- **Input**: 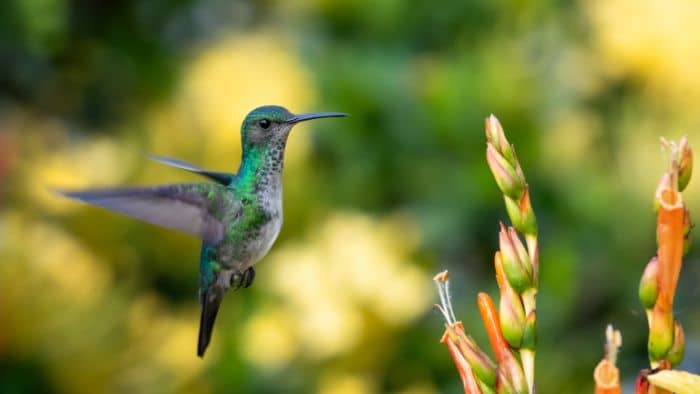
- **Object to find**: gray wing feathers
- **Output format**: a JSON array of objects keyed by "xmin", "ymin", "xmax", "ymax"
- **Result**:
[
  {"xmin": 148, "ymin": 155, "xmax": 234, "ymax": 186},
  {"xmin": 59, "ymin": 184, "xmax": 228, "ymax": 244}
]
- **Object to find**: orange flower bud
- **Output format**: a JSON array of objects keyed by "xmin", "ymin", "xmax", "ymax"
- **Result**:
[{"xmin": 477, "ymin": 292, "xmax": 509, "ymax": 364}]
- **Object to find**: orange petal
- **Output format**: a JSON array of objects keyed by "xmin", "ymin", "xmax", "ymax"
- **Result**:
[{"xmin": 445, "ymin": 334, "xmax": 482, "ymax": 394}]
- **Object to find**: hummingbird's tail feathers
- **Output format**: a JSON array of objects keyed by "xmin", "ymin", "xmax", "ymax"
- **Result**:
[
  {"xmin": 147, "ymin": 155, "xmax": 235, "ymax": 186},
  {"xmin": 57, "ymin": 184, "xmax": 227, "ymax": 244},
  {"xmin": 198, "ymin": 290, "xmax": 222, "ymax": 357}
]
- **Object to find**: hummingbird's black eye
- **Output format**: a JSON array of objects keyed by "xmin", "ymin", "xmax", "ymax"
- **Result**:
[{"xmin": 259, "ymin": 119, "xmax": 271, "ymax": 129}]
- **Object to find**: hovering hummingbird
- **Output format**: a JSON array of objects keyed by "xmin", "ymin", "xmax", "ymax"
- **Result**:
[{"xmin": 59, "ymin": 105, "xmax": 346, "ymax": 357}]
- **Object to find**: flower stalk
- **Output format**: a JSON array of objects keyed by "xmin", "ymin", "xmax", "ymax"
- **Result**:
[
  {"xmin": 642, "ymin": 136, "xmax": 693, "ymax": 369},
  {"xmin": 436, "ymin": 116, "xmax": 541, "ymax": 394},
  {"xmin": 485, "ymin": 115, "xmax": 539, "ymax": 393}
]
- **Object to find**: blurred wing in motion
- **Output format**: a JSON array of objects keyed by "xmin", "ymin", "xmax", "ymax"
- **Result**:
[
  {"xmin": 58, "ymin": 183, "xmax": 229, "ymax": 244},
  {"xmin": 148, "ymin": 154, "xmax": 235, "ymax": 186}
]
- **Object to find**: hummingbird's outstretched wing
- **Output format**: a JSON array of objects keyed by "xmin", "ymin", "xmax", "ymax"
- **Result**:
[
  {"xmin": 148, "ymin": 155, "xmax": 235, "ymax": 186},
  {"xmin": 58, "ymin": 183, "xmax": 230, "ymax": 244}
]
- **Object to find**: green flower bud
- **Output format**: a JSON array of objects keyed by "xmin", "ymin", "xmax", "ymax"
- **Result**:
[
  {"xmin": 478, "ymin": 379, "xmax": 497, "ymax": 394},
  {"xmin": 683, "ymin": 207, "xmax": 692, "ymax": 256},
  {"xmin": 487, "ymin": 144, "xmax": 525, "ymax": 200},
  {"xmin": 667, "ymin": 320, "xmax": 685, "ymax": 368},
  {"xmin": 499, "ymin": 284, "xmax": 526, "ymax": 349},
  {"xmin": 485, "ymin": 115, "xmax": 516, "ymax": 167},
  {"xmin": 648, "ymin": 308, "xmax": 674, "ymax": 361},
  {"xmin": 498, "ymin": 224, "xmax": 533, "ymax": 293},
  {"xmin": 446, "ymin": 323, "xmax": 498, "ymax": 388},
  {"xmin": 639, "ymin": 257, "xmax": 659, "ymax": 310},
  {"xmin": 504, "ymin": 188, "xmax": 537, "ymax": 237},
  {"xmin": 497, "ymin": 369, "xmax": 516, "ymax": 394},
  {"xmin": 497, "ymin": 350, "xmax": 528, "ymax": 394},
  {"xmin": 678, "ymin": 135, "xmax": 692, "ymax": 192}
]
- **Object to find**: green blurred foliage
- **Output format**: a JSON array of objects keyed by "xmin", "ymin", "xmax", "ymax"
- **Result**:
[{"xmin": 1, "ymin": 0, "xmax": 700, "ymax": 393}]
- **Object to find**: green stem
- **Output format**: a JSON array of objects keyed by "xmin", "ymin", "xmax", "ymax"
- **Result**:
[
  {"xmin": 520, "ymin": 348, "xmax": 536, "ymax": 394},
  {"xmin": 520, "ymin": 288, "xmax": 537, "ymax": 394}
]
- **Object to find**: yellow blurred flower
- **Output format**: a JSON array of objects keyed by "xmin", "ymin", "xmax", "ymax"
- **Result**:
[
  {"xmin": 241, "ymin": 307, "xmax": 300, "ymax": 368},
  {"xmin": 585, "ymin": 0, "xmax": 700, "ymax": 212},
  {"xmin": 122, "ymin": 294, "xmax": 208, "ymax": 389},
  {"xmin": 299, "ymin": 299, "xmax": 363, "ymax": 359},
  {"xmin": 25, "ymin": 134, "xmax": 137, "ymax": 213},
  {"xmin": 253, "ymin": 212, "xmax": 431, "ymax": 361},
  {"xmin": 395, "ymin": 383, "xmax": 438, "ymax": 394},
  {"xmin": 0, "ymin": 213, "xmax": 111, "ymax": 305},
  {"xmin": 154, "ymin": 316, "xmax": 205, "ymax": 377},
  {"xmin": 318, "ymin": 372, "xmax": 376, "ymax": 394},
  {"xmin": 588, "ymin": 0, "xmax": 700, "ymax": 104},
  {"xmin": 542, "ymin": 110, "xmax": 603, "ymax": 176}
]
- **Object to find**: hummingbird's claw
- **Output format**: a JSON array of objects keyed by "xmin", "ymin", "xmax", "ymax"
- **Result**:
[
  {"xmin": 229, "ymin": 267, "xmax": 256, "ymax": 290},
  {"xmin": 230, "ymin": 272, "xmax": 242, "ymax": 291},
  {"xmin": 242, "ymin": 267, "xmax": 255, "ymax": 288}
]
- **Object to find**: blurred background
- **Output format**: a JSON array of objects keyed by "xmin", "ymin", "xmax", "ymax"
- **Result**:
[{"xmin": 1, "ymin": 0, "xmax": 700, "ymax": 393}]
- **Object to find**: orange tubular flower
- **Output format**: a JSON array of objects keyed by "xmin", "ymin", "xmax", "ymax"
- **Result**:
[
  {"xmin": 594, "ymin": 360, "xmax": 621, "ymax": 394},
  {"xmin": 655, "ymin": 186, "xmax": 685, "ymax": 313},
  {"xmin": 640, "ymin": 136, "xmax": 693, "ymax": 375},
  {"xmin": 594, "ymin": 325, "xmax": 622, "ymax": 394},
  {"xmin": 646, "ymin": 166, "xmax": 686, "ymax": 363},
  {"xmin": 477, "ymin": 292, "xmax": 508, "ymax": 363}
]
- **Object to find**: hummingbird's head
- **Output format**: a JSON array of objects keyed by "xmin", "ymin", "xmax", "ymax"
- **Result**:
[{"xmin": 241, "ymin": 105, "xmax": 346, "ymax": 150}]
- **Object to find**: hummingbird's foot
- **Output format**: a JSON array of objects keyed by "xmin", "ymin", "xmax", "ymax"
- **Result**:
[
  {"xmin": 242, "ymin": 266, "xmax": 255, "ymax": 288},
  {"xmin": 229, "ymin": 267, "xmax": 256, "ymax": 290}
]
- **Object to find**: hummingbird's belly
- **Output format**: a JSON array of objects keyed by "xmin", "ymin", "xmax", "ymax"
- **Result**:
[
  {"xmin": 217, "ymin": 209, "xmax": 282, "ymax": 271},
  {"xmin": 246, "ymin": 215, "xmax": 282, "ymax": 264}
]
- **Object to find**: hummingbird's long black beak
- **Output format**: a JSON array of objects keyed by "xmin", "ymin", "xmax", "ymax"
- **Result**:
[{"xmin": 287, "ymin": 112, "xmax": 347, "ymax": 124}]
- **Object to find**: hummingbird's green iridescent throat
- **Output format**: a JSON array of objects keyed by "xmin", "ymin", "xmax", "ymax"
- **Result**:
[{"xmin": 58, "ymin": 105, "xmax": 347, "ymax": 357}]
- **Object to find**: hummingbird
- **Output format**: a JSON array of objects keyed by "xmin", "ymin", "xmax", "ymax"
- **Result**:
[{"xmin": 59, "ymin": 105, "xmax": 346, "ymax": 357}]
